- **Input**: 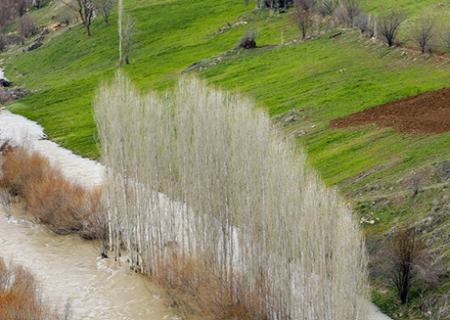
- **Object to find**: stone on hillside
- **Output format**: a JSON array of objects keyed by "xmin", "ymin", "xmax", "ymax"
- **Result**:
[
  {"xmin": 27, "ymin": 42, "xmax": 43, "ymax": 52},
  {"xmin": 0, "ymin": 79, "xmax": 12, "ymax": 87}
]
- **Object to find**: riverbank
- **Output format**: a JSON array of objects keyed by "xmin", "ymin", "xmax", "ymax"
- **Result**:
[{"xmin": 0, "ymin": 109, "xmax": 103, "ymax": 187}]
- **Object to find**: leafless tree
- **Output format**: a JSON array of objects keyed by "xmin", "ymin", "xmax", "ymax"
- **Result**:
[
  {"xmin": 404, "ymin": 169, "xmax": 426, "ymax": 197},
  {"xmin": 411, "ymin": 19, "xmax": 435, "ymax": 53},
  {"xmin": 0, "ymin": 0, "xmax": 14, "ymax": 28},
  {"xmin": 236, "ymin": 30, "xmax": 257, "ymax": 49},
  {"xmin": 355, "ymin": 12, "xmax": 376, "ymax": 38},
  {"xmin": 94, "ymin": 0, "xmax": 114, "ymax": 24},
  {"xmin": 293, "ymin": 8, "xmax": 312, "ymax": 39},
  {"xmin": 61, "ymin": 0, "xmax": 94, "ymax": 37},
  {"xmin": 295, "ymin": 0, "xmax": 315, "ymax": 11},
  {"xmin": 123, "ymin": 14, "xmax": 137, "ymax": 65},
  {"xmin": 266, "ymin": 0, "xmax": 277, "ymax": 16},
  {"xmin": 378, "ymin": 9, "xmax": 406, "ymax": 46},
  {"xmin": 118, "ymin": 0, "xmax": 122, "ymax": 62},
  {"xmin": 315, "ymin": 0, "xmax": 338, "ymax": 16},
  {"xmin": 376, "ymin": 223, "xmax": 443, "ymax": 304},
  {"xmin": 0, "ymin": 188, "xmax": 11, "ymax": 218},
  {"xmin": 60, "ymin": 12, "xmax": 73, "ymax": 25},
  {"xmin": 0, "ymin": 140, "xmax": 12, "ymax": 217},
  {"xmin": 254, "ymin": 0, "xmax": 264, "ymax": 10},
  {"xmin": 15, "ymin": 0, "xmax": 31, "ymax": 17},
  {"xmin": 340, "ymin": 0, "xmax": 361, "ymax": 26},
  {"xmin": 293, "ymin": 0, "xmax": 315, "ymax": 39},
  {"xmin": 18, "ymin": 15, "xmax": 38, "ymax": 45},
  {"xmin": 440, "ymin": 26, "xmax": 450, "ymax": 53}
]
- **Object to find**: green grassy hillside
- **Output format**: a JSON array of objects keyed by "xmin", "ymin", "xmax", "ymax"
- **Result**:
[{"xmin": 2, "ymin": 0, "xmax": 450, "ymax": 317}]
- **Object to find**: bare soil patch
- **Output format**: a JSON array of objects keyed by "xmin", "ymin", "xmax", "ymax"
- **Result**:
[{"xmin": 330, "ymin": 87, "xmax": 450, "ymax": 134}]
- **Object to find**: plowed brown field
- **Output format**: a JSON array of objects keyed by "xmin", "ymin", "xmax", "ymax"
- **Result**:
[{"xmin": 330, "ymin": 87, "xmax": 450, "ymax": 134}]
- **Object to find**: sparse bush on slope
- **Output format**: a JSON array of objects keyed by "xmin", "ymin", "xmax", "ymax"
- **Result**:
[{"xmin": 95, "ymin": 73, "xmax": 369, "ymax": 320}]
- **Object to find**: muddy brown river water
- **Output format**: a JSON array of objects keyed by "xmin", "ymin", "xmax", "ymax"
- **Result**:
[{"xmin": 0, "ymin": 206, "xmax": 175, "ymax": 320}]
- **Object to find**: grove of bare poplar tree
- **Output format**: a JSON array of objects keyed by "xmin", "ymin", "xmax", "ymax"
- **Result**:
[{"xmin": 94, "ymin": 73, "xmax": 369, "ymax": 320}]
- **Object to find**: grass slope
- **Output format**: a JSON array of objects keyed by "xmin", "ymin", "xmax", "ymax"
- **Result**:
[{"xmin": 4, "ymin": 0, "xmax": 253, "ymax": 156}]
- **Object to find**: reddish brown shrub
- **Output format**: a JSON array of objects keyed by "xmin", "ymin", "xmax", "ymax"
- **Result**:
[
  {"xmin": 79, "ymin": 187, "xmax": 108, "ymax": 240},
  {"xmin": 0, "ymin": 257, "xmax": 68, "ymax": 320},
  {"xmin": 23, "ymin": 174, "xmax": 85, "ymax": 234},
  {"xmin": 152, "ymin": 254, "xmax": 267, "ymax": 320},
  {"xmin": 0, "ymin": 146, "xmax": 107, "ymax": 239},
  {"xmin": 0, "ymin": 148, "xmax": 55, "ymax": 196}
]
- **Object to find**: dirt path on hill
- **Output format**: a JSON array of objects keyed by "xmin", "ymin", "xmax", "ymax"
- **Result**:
[{"xmin": 330, "ymin": 87, "xmax": 450, "ymax": 135}]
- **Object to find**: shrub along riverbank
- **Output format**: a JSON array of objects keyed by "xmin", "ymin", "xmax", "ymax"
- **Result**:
[
  {"xmin": 0, "ymin": 141, "xmax": 108, "ymax": 251},
  {"xmin": 0, "ymin": 256, "xmax": 70, "ymax": 320}
]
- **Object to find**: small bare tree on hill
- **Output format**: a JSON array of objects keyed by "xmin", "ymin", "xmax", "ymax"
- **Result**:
[
  {"xmin": 237, "ymin": 30, "xmax": 257, "ymax": 49},
  {"xmin": 295, "ymin": 0, "xmax": 315, "ymax": 11},
  {"xmin": 404, "ymin": 169, "xmax": 426, "ymax": 197},
  {"xmin": 355, "ymin": 12, "xmax": 376, "ymax": 38},
  {"xmin": 378, "ymin": 9, "xmax": 406, "ymax": 46},
  {"xmin": 15, "ymin": 0, "xmax": 31, "ymax": 17},
  {"xmin": 340, "ymin": 0, "xmax": 361, "ymax": 26},
  {"xmin": 293, "ymin": 8, "xmax": 312, "ymax": 39},
  {"xmin": 293, "ymin": 0, "xmax": 315, "ymax": 39},
  {"xmin": 94, "ymin": 0, "xmax": 114, "ymax": 24},
  {"xmin": 122, "ymin": 14, "xmax": 137, "ymax": 65},
  {"xmin": 411, "ymin": 19, "xmax": 435, "ymax": 53},
  {"xmin": 18, "ymin": 15, "xmax": 38, "ymax": 45},
  {"xmin": 61, "ymin": 0, "xmax": 94, "ymax": 37},
  {"xmin": 315, "ymin": 0, "xmax": 338, "ymax": 16},
  {"xmin": 376, "ymin": 223, "xmax": 443, "ymax": 304},
  {"xmin": 0, "ymin": 0, "xmax": 14, "ymax": 28},
  {"xmin": 440, "ymin": 26, "xmax": 450, "ymax": 53}
]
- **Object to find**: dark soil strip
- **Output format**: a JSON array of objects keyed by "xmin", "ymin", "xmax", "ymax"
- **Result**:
[{"xmin": 330, "ymin": 87, "xmax": 450, "ymax": 134}]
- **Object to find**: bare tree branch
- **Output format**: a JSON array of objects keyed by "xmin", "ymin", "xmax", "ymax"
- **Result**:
[
  {"xmin": 355, "ymin": 12, "xmax": 376, "ymax": 38},
  {"xmin": 378, "ymin": 9, "xmax": 406, "ymax": 47},
  {"xmin": 372, "ymin": 223, "xmax": 444, "ymax": 304},
  {"xmin": 61, "ymin": 0, "xmax": 94, "ymax": 37},
  {"xmin": 411, "ymin": 18, "xmax": 435, "ymax": 54},
  {"xmin": 123, "ymin": 14, "xmax": 137, "ymax": 65},
  {"xmin": 94, "ymin": 0, "xmax": 114, "ymax": 24},
  {"xmin": 340, "ymin": 0, "xmax": 361, "ymax": 26}
]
